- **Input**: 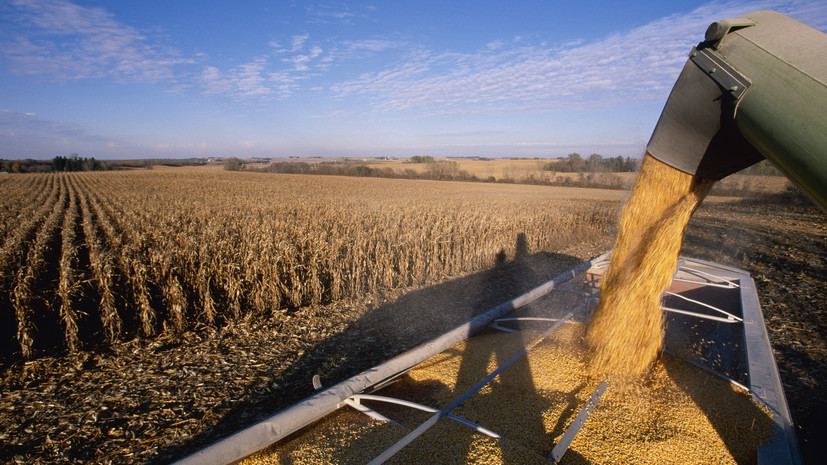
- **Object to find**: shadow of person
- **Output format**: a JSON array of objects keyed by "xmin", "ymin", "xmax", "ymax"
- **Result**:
[
  {"xmin": 449, "ymin": 233, "xmax": 556, "ymax": 460},
  {"xmin": 159, "ymin": 234, "xmax": 584, "ymax": 464},
  {"xmin": 515, "ymin": 231, "xmax": 529, "ymax": 260}
]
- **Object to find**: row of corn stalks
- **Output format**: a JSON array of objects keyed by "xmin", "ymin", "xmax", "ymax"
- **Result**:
[{"xmin": 0, "ymin": 170, "xmax": 617, "ymax": 358}]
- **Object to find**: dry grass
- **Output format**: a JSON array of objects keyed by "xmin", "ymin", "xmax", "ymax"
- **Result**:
[{"xmin": 363, "ymin": 158, "xmax": 552, "ymax": 179}]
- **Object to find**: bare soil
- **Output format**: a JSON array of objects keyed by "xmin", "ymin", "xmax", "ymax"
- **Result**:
[
  {"xmin": 0, "ymin": 201, "xmax": 823, "ymax": 465},
  {"xmin": 681, "ymin": 201, "xmax": 826, "ymax": 465}
]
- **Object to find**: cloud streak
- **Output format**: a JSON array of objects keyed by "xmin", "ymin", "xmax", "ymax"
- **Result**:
[
  {"xmin": 331, "ymin": 0, "xmax": 827, "ymax": 115},
  {"xmin": 0, "ymin": 0, "xmax": 409, "ymax": 99},
  {"xmin": 200, "ymin": 61, "xmax": 277, "ymax": 98},
  {"xmin": 0, "ymin": 108, "xmax": 87, "ymax": 138},
  {"xmin": 1, "ymin": 0, "xmax": 824, "ymax": 111},
  {"xmin": 0, "ymin": 0, "xmax": 189, "ymax": 82},
  {"xmin": 305, "ymin": 2, "xmax": 376, "ymax": 25}
]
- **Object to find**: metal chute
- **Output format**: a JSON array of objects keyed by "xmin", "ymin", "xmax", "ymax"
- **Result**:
[{"xmin": 647, "ymin": 10, "xmax": 827, "ymax": 210}]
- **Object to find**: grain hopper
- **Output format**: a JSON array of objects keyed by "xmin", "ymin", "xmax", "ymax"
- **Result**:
[{"xmin": 173, "ymin": 10, "xmax": 822, "ymax": 464}]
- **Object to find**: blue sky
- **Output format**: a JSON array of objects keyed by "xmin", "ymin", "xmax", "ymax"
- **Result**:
[{"xmin": 1, "ymin": 0, "xmax": 826, "ymax": 160}]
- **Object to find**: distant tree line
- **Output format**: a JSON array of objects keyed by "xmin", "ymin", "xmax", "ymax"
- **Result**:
[
  {"xmin": 545, "ymin": 153, "xmax": 639, "ymax": 173},
  {"xmin": 545, "ymin": 153, "xmax": 783, "ymax": 176},
  {"xmin": 256, "ymin": 158, "xmax": 475, "ymax": 181},
  {"xmin": 1, "ymin": 154, "xmax": 111, "ymax": 173},
  {"xmin": 52, "ymin": 154, "xmax": 107, "ymax": 171},
  {"xmin": 254, "ymin": 157, "xmax": 639, "ymax": 189},
  {"xmin": 737, "ymin": 159, "xmax": 783, "ymax": 176},
  {"xmin": 0, "ymin": 159, "xmax": 52, "ymax": 173}
]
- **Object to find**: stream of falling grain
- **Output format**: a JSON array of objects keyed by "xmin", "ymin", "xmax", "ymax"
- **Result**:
[{"xmin": 586, "ymin": 154, "xmax": 715, "ymax": 378}]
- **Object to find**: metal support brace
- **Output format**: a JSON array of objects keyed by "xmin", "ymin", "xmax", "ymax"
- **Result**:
[
  {"xmin": 662, "ymin": 260, "xmax": 744, "ymax": 323},
  {"xmin": 366, "ymin": 293, "xmax": 598, "ymax": 465},
  {"xmin": 676, "ymin": 260, "xmax": 741, "ymax": 289},
  {"xmin": 663, "ymin": 290, "xmax": 744, "ymax": 322},
  {"xmin": 549, "ymin": 380, "xmax": 609, "ymax": 463},
  {"xmin": 343, "ymin": 398, "xmax": 400, "ymax": 425},
  {"xmin": 662, "ymin": 306, "xmax": 742, "ymax": 324},
  {"xmin": 350, "ymin": 394, "xmax": 502, "ymax": 439}
]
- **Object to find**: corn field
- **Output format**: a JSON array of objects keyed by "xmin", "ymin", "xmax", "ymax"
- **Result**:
[{"xmin": 0, "ymin": 170, "xmax": 617, "ymax": 359}]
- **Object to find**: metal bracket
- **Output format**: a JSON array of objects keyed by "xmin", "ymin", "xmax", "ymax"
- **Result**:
[
  {"xmin": 704, "ymin": 18, "xmax": 756, "ymax": 49},
  {"xmin": 350, "ymin": 394, "xmax": 502, "ymax": 439},
  {"xmin": 549, "ymin": 380, "xmax": 610, "ymax": 463},
  {"xmin": 689, "ymin": 47, "xmax": 751, "ymax": 100}
]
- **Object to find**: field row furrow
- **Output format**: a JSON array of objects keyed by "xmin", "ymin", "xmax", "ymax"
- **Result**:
[
  {"xmin": 80, "ymin": 174, "xmax": 157, "ymax": 337},
  {"xmin": 0, "ymin": 173, "xmax": 57, "ymax": 252},
  {"xmin": 1, "ymin": 175, "xmax": 65, "ymax": 354},
  {"xmin": 75, "ymin": 175, "xmax": 122, "ymax": 346},
  {"xmin": 0, "ymin": 174, "xmax": 42, "ymax": 240},
  {"xmin": 11, "ymin": 174, "xmax": 69, "ymax": 357},
  {"xmin": 56, "ymin": 180, "xmax": 82, "ymax": 352}
]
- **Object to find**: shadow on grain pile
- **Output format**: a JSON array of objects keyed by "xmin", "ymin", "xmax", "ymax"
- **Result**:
[{"xmin": 163, "ymin": 235, "xmax": 582, "ymax": 463}]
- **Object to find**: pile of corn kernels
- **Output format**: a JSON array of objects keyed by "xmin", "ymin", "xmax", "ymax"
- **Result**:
[{"xmin": 244, "ymin": 323, "xmax": 773, "ymax": 464}]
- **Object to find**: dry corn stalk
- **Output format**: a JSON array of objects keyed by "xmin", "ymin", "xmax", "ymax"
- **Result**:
[
  {"xmin": 57, "ymin": 177, "xmax": 82, "ymax": 352},
  {"xmin": 2, "ymin": 170, "xmax": 616, "ymax": 356},
  {"xmin": 12, "ymin": 174, "xmax": 68, "ymax": 357},
  {"xmin": 77, "ymin": 182, "xmax": 122, "ymax": 344}
]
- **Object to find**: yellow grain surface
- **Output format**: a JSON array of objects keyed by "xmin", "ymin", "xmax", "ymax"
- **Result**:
[{"xmin": 242, "ymin": 323, "xmax": 773, "ymax": 465}]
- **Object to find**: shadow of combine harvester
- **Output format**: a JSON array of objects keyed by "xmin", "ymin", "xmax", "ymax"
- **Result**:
[
  {"xmin": 165, "ymin": 235, "xmax": 585, "ymax": 463},
  {"xmin": 169, "ymin": 245, "xmax": 800, "ymax": 464}
]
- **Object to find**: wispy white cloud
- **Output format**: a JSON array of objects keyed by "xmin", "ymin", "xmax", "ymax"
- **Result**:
[
  {"xmin": 198, "ymin": 59, "xmax": 276, "ymax": 98},
  {"xmin": 1, "ymin": 108, "xmax": 87, "ymax": 138},
  {"xmin": 199, "ymin": 33, "xmax": 335, "ymax": 98},
  {"xmin": 0, "ymin": 0, "xmax": 399, "ymax": 100},
  {"xmin": 206, "ymin": 34, "xmax": 405, "ymax": 98},
  {"xmin": 290, "ymin": 33, "xmax": 310, "ymax": 51},
  {"xmin": 282, "ymin": 45, "xmax": 324, "ymax": 72},
  {"xmin": 331, "ymin": 0, "xmax": 827, "ymax": 115},
  {"xmin": 0, "ymin": 0, "xmax": 189, "ymax": 82},
  {"xmin": 236, "ymin": 61, "xmax": 271, "ymax": 96},
  {"xmin": 198, "ymin": 66, "xmax": 233, "ymax": 95},
  {"xmin": 305, "ymin": 2, "xmax": 376, "ymax": 25},
  {"xmin": 345, "ymin": 39, "xmax": 403, "ymax": 53},
  {"xmin": 319, "ymin": 38, "xmax": 407, "ymax": 67},
  {"xmin": 2, "ymin": 0, "xmax": 824, "ymax": 112}
]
